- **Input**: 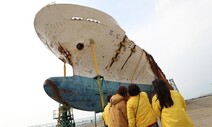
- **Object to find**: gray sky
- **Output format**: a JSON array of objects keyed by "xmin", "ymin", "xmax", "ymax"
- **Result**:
[{"xmin": 0, "ymin": 0, "xmax": 211, "ymax": 126}]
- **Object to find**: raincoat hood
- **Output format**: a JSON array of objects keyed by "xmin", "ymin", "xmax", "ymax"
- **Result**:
[{"xmin": 110, "ymin": 94, "xmax": 124, "ymax": 106}]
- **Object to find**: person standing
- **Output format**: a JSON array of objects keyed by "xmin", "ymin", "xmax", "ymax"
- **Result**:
[
  {"xmin": 151, "ymin": 79, "xmax": 194, "ymax": 127},
  {"xmin": 109, "ymin": 86, "xmax": 128, "ymax": 127},
  {"xmin": 127, "ymin": 84, "xmax": 158, "ymax": 127},
  {"xmin": 102, "ymin": 95, "xmax": 112, "ymax": 127}
]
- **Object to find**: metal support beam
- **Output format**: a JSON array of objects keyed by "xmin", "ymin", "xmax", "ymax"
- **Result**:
[{"xmin": 54, "ymin": 104, "xmax": 75, "ymax": 127}]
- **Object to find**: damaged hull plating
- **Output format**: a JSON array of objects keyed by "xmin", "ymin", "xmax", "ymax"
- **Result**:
[
  {"xmin": 34, "ymin": 4, "xmax": 171, "ymax": 112},
  {"xmin": 44, "ymin": 76, "xmax": 153, "ymax": 112}
]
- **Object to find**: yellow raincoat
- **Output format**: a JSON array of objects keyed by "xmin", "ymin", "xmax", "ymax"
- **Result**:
[
  {"xmin": 102, "ymin": 103, "xmax": 110, "ymax": 126},
  {"xmin": 152, "ymin": 90, "xmax": 194, "ymax": 127},
  {"xmin": 127, "ymin": 92, "xmax": 157, "ymax": 127}
]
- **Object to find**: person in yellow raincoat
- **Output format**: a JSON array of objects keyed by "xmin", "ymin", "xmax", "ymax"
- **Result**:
[
  {"xmin": 151, "ymin": 79, "xmax": 194, "ymax": 127},
  {"xmin": 127, "ymin": 84, "xmax": 158, "ymax": 127},
  {"xmin": 109, "ymin": 86, "xmax": 128, "ymax": 127},
  {"xmin": 102, "ymin": 95, "xmax": 112, "ymax": 127}
]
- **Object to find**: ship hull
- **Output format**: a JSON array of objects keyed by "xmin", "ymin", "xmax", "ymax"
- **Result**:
[
  {"xmin": 34, "ymin": 4, "xmax": 171, "ymax": 112},
  {"xmin": 44, "ymin": 75, "xmax": 153, "ymax": 112}
]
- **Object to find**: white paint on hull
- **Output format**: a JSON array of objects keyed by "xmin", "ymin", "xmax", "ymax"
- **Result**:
[{"xmin": 34, "ymin": 4, "xmax": 165, "ymax": 85}]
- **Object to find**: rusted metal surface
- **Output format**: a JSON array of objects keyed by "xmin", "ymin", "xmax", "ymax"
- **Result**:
[
  {"xmin": 145, "ymin": 50, "xmax": 173, "ymax": 89},
  {"xmin": 44, "ymin": 79, "xmax": 65, "ymax": 104},
  {"xmin": 121, "ymin": 44, "xmax": 136, "ymax": 70},
  {"xmin": 58, "ymin": 42, "xmax": 73, "ymax": 66},
  {"xmin": 43, "ymin": 75, "xmax": 154, "ymax": 112},
  {"xmin": 106, "ymin": 35, "xmax": 127, "ymax": 68},
  {"xmin": 34, "ymin": 4, "xmax": 174, "ymax": 112},
  {"xmin": 34, "ymin": 4, "xmax": 164, "ymax": 84}
]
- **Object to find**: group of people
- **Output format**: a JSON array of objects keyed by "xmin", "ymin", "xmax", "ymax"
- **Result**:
[{"xmin": 101, "ymin": 79, "xmax": 194, "ymax": 127}]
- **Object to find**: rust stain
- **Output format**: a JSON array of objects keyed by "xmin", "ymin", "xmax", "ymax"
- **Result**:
[
  {"xmin": 45, "ymin": 79, "xmax": 75, "ymax": 105},
  {"xmin": 135, "ymin": 58, "xmax": 148, "ymax": 80},
  {"xmin": 121, "ymin": 44, "xmax": 136, "ymax": 70},
  {"xmin": 106, "ymin": 35, "xmax": 127, "ymax": 69},
  {"xmin": 144, "ymin": 50, "xmax": 173, "ymax": 90},
  {"xmin": 45, "ymin": 79, "xmax": 65, "ymax": 104},
  {"xmin": 58, "ymin": 42, "xmax": 73, "ymax": 66},
  {"xmin": 131, "ymin": 50, "xmax": 144, "ymax": 81}
]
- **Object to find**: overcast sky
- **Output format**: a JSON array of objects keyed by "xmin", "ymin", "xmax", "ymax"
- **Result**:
[{"xmin": 0, "ymin": 0, "xmax": 211, "ymax": 126}]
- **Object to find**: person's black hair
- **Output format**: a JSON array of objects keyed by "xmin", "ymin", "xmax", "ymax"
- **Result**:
[
  {"xmin": 128, "ymin": 84, "xmax": 140, "ymax": 96},
  {"xmin": 107, "ymin": 95, "xmax": 112, "ymax": 102},
  {"xmin": 152, "ymin": 79, "xmax": 174, "ymax": 111},
  {"xmin": 117, "ymin": 86, "xmax": 128, "ymax": 97}
]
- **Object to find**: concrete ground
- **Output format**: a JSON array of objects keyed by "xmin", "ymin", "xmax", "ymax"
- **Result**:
[{"xmin": 186, "ymin": 95, "xmax": 212, "ymax": 127}]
